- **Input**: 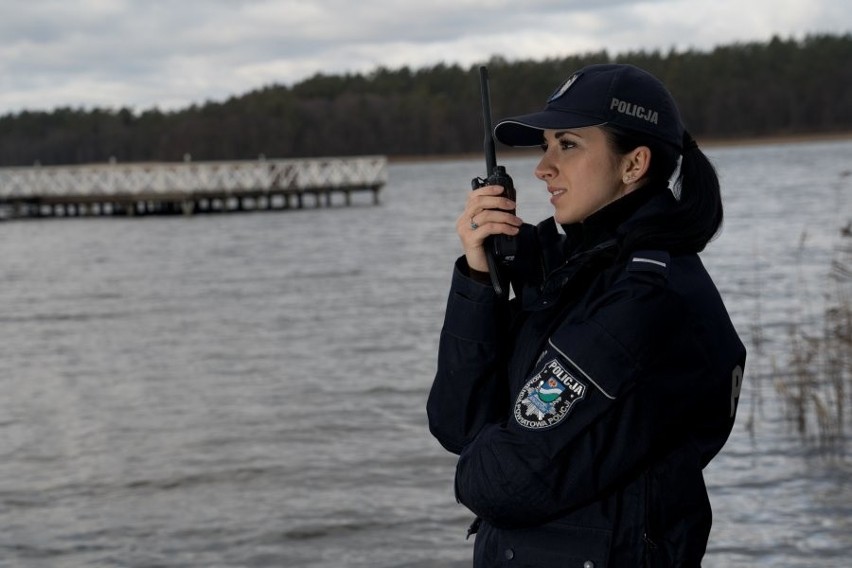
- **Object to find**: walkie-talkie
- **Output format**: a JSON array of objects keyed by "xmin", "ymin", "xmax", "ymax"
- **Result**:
[{"xmin": 470, "ymin": 66, "xmax": 517, "ymax": 297}]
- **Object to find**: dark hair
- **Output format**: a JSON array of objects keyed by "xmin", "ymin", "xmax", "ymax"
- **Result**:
[{"xmin": 601, "ymin": 125, "xmax": 723, "ymax": 254}]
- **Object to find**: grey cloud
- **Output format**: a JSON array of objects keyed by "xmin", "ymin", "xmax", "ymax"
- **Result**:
[{"xmin": 0, "ymin": 0, "xmax": 848, "ymax": 113}]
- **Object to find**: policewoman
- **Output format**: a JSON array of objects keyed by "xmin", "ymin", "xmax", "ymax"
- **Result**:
[{"xmin": 427, "ymin": 64, "xmax": 746, "ymax": 567}]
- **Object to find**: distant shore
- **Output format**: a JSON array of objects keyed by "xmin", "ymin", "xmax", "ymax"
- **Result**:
[
  {"xmin": 698, "ymin": 130, "xmax": 852, "ymax": 148},
  {"xmin": 389, "ymin": 130, "xmax": 852, "ymax": 164}
]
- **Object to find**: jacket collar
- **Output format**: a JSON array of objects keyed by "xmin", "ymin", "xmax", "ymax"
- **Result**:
[
  {"xmin": 522, "ymin": 183, "xmax": 673, "ymax": 310},
  {"xmin": 561, "ymin": 182, "xmax": 665, "ymax": 258}
]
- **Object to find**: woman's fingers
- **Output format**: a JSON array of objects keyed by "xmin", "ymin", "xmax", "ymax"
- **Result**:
[
  {"xmin": 456, "ymin": 185, "xmax": 522, "ymax": 274},
  {"xmin": 463, "ymin": 185, "xmax": 519, "ymax": 233},
  {"xmin": 466, "ymin": 209, "xmax": 523, "ymax": 235},
  {"xmin": 467, "ymin": 184, "xmax": 516, "ymax": 217},
  {"xmin": 456, "ymin": 185, "xmax": 522, "ymax": 244}
]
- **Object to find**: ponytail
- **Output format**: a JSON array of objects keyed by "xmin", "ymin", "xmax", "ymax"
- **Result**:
[
  {"xmin": 602, "ymin": 126, "xmax": 724, "ymax": 254},
  {"xmin": 670, "ymin": 131, "xmax": 723, "ymax": 252}
]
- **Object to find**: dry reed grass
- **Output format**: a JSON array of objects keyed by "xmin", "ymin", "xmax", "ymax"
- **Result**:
[{"xmin": 774, "ymin": 222, "xmax": 851, "ymax": 453}]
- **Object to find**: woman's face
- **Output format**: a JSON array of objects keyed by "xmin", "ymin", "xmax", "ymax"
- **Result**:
[{"xmin": 535, "ymin": 126, "xmax": 631, "ymax": 225}]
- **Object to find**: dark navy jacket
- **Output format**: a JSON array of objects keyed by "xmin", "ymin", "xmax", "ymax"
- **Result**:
[{"xmin": 427, "ymin": 186, "xmax": 746, "ymax": 567}]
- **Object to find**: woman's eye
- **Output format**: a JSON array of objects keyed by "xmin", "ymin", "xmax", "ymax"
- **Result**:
[{"xmin": 541, "ymin": 139, "xmax": 575, "ymax": 152}]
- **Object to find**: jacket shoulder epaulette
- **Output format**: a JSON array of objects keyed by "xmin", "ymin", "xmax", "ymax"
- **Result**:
[{"xmin": 626, "ymin": 249, "xmax": 670, "ymax": 279}]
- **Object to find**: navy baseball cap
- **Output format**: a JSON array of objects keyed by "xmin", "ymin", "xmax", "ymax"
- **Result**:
[{"xmin": 494, "ymin": 64, "xmax": 685, "ymax": 149}]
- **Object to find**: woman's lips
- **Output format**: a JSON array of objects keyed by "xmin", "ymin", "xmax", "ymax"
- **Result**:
[{"xmin": 548, "ymin": 186, "xmax": 566, "ymax": 205}]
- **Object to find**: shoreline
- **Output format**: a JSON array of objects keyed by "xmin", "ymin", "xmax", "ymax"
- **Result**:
[
  {"xmin": 698, "ymin": 130, "xmax": 852, "ymax": 148},
  {"xmin": 389, "ymin": 130, "xmax": 852, "ymax": 164}
]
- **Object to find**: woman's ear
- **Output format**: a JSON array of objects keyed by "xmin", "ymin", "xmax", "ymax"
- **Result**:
[{"xmin": 621, "ymin": 146, "xmax": 651, "ymax": 186}]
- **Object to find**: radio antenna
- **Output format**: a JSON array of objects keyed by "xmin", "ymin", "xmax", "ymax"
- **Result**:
[{"xmin": 478, "ymin": 66, "xmax": 497, "ymax": 176}]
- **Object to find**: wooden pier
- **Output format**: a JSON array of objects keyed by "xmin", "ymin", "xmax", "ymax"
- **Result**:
[{"xmin": 0, "ymin": 155, "xmax": 387, "ymax": 219}]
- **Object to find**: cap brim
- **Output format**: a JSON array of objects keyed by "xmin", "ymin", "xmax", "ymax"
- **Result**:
[{"xmin": 494, "ymin": 110, "xmax": 603, "ymax": 147}]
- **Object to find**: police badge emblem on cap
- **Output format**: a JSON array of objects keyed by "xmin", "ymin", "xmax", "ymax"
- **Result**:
[{"xmin": 548, "ymin": 71, "xmax": 582, "ymax": 103}]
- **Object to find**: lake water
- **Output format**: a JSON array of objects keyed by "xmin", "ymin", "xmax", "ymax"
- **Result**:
[{"xmin": 0, "ymin": 139, "xmax": 850, "ymax": 567}]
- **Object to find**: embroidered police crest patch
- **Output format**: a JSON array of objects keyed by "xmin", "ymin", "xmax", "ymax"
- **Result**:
[{"xmin": 514, "ymin": 359, "xmax": 587, "ymax": 429}]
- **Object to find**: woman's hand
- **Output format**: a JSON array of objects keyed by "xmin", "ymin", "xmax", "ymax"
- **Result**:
[{"xmin": 457, "ymin": 184, "xmax": 522, "ymax": 273}]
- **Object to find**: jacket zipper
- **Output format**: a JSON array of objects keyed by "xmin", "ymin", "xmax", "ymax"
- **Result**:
[{"xmin": 643, "ymin": 471, "xmax": 658, "ymax": 566}]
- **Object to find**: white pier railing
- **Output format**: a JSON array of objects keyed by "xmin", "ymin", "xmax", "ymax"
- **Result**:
[{"xmin": 0, "ymin": 155, "xmax": 387, "ymax": 218}]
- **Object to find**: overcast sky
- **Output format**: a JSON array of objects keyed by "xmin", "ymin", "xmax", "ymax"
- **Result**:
[{"xmin": 1, "ymin": 0, "xmax": 849, "ymax": 115}]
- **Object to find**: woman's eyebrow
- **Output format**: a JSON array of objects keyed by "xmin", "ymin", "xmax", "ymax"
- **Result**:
[{"xmin": 553, "ymin": 130, "xmax": 582, "ymax": 139}]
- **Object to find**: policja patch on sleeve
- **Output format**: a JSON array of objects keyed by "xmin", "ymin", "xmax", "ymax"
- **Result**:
[{"xmin": 514, "ymin": 358, "xmax": 587, "ymax": 429}]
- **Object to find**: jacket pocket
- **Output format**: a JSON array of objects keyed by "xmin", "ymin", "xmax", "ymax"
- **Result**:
[{"xmin": 497, "ymin": 523, "xmax": 612, "ymax": 568}]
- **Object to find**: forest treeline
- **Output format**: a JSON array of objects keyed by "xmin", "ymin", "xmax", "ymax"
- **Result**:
[{"xmin": 1, "ymin": 33, "xmax": 850, "ymax": 166}]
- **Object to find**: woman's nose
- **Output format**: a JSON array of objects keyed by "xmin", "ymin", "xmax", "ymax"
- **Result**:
[{"xmin": 535, "ymin": 155, "xmax": 555, "ymax": 181}]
